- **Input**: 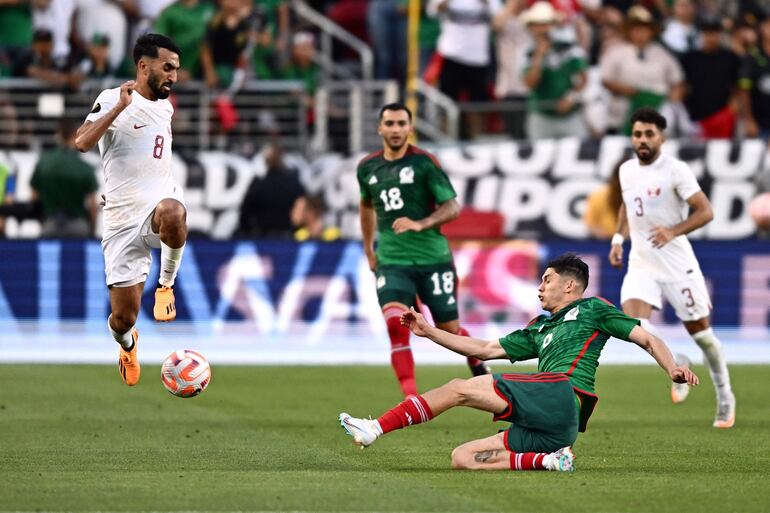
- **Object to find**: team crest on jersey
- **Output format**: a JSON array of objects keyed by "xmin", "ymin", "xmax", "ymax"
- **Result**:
[
  {"xmin": 564, "ymin": 306, "xmax": 579, "ymax": 321},
  {"xmin": 542, "ymin": 333, "xmax": 554, "ymax": 348},
  {"xmin": 647, "ymin": 187, "xmax": 661, "ymax": 197},
  {"xmin": 368, "ymin": 175, "xmax": 378, "ymax": 185},
  {"xmin": 399, "ymin": 167, "xmax": 414, "ymax": 184},
  {"xmin": 376, "ymin": 275, "xmax": 386, "ymax": 288}
]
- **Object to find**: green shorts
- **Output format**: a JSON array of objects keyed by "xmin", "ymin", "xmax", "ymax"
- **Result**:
[
  {"xmin": 375, "ymin": 263, "xmax": 458, "ymax": 323},
  {"xmin": 492, "ymin": 372, "xmax": 579, "ymax": 453}
]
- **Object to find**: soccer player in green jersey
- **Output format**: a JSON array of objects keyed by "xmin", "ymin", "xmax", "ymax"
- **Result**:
[
  {"xmin": 339, "ymin": 254, "xmax": 699, "ymax": 471},
  {"xmin": 358, "ymin": 102, "xmax": 489, "ymax": 399}
]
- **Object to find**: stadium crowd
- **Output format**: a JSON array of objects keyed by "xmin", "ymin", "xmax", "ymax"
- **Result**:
[
  {"xmin": 1, "ymin": 0, "xmax": 770, "ymax": 140},
  {"xmin": 2, "ymin": 0, "xmax": 770, "ymax": 238}
]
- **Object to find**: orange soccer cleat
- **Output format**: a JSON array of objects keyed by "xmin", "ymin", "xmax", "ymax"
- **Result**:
[
  {"xmin": 154, "ymin": 286, "xmax": 176, "ymax": 322},
  {"xmin": 118, "ymin": 327, "xmax": 140, "ymax": 386}
]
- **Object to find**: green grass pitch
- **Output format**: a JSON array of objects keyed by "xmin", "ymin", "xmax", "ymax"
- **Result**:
[{"xmin": 1, "ymin": 363, "xmax": 768, "ymax": 513}]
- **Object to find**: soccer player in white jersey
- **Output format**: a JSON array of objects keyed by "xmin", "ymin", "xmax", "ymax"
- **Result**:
[
  {"xmin": 608, "ymin": 107, "xmax": 735, "ymax": 428},
  {"xmin": 75, "ymin": 34, "xmax": 187, "ymax": 386}
]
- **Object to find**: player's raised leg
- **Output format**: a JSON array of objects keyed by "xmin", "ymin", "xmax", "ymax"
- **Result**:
[
  {"xmin": 151, "ymin": 198, "xmax": 187, "ymax": 322},
  {"xmin": 108, "ymin": 283, "xmax": 144, "ymax": 385},
  {"xmin": 684, "ymin": 318, "xmax": 735, "ymax": 428},
  {"xmin": 340, "ymin": 374, "xmax": 504, "ymax": 448}
]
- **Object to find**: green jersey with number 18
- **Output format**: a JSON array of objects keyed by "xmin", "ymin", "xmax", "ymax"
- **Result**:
[{"xmin": 357, "ymin": 145, "xmax": 456, "ymax": 266}]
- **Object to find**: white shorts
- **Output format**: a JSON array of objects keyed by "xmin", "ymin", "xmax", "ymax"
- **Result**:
[
  {"xmin": 620, "ymin": 266, "xmax": 712, "ymax": 322},
  {"xmin": 102, "ymin": 211, "xmax": 161, "ymax": 287}
]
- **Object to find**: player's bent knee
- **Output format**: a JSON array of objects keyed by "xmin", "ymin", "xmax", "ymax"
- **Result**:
[
  {"xmin": 111, "ymin": 310, "xmax": 138, "ymax": 331},
  {"xmin": 156, "ymin": 199, "xmax": 187, "ymax": 226},
  {"xmin": 450, "ymin": 446, "xmax": 471, "ymax": 470}
]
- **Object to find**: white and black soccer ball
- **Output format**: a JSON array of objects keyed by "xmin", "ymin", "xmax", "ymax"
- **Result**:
[{"xmin": 161, "ymin": 349, "xmax": 211, "ymax": 398}]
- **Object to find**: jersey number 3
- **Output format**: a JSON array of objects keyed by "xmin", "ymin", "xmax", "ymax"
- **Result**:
[
  {"xmin": 380, "ymin": 187, "xmax": 404, "ymax": 211},
  {"xmin": 153, "ymin": 135, "xmax": 165, "ymax": 159},
  {"xmin": 633, "ymin": 197, "xmax": 644, "ymax": 216}
]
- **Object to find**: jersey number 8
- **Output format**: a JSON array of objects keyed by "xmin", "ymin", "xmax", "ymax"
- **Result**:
[
  {"xmin": 380, "ymin": 187, "xmax": 404, "ymax": 211},
  {"xmin": 153, "ymin": 135, "xmax": 165, "ymax": 159}
]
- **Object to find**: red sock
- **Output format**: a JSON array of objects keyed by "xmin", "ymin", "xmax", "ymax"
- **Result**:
[
  {"xmin": 384, "ymin": 306, "xmax": 417, "ymax": 397},
  {"xmin": 509, "ymin": 452, "xmax": 548, "ymax": 471},
  {"xmin": 377, "ymin": 394, "xmax": 434, "ymax": 434},
  {"xmin": 457, "ymin": 326, "xmax": 484, "ymax": 368}
]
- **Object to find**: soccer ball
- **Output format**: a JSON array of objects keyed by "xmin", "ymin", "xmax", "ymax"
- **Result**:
[{"xmin": 161, "ymin": 349, "xmax": 211, "ymax": 398}]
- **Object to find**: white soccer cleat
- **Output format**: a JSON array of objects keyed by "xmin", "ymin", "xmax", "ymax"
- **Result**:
[
  {"xmin": 543, "ymin": 446, "xmax": 575, "ymax": 472},
  {"xmin": 713, "ymin": 392, "xmax": 736, "ymax": 429},
  {"xmin": 339, "ymin": 412, "xmax": 380, "ymax": 448},
  {"xmin": 671, "ymin": 353, "xmax": 692, "ymax": 404}
]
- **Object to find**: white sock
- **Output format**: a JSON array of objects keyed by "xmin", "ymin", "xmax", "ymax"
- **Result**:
[
  {"xmin": 639, "ymin": 318, "xmax": 662, "ymax": 339},
  {"xmin": 692, "ymin": 328, "xmax": 733, "ymax": 399},
  {"xmin": 159, "ymin": 241, "xmax": 185, "ymax": 287},
  {"xmin": 373, "ymin": 419, "xmax": 383, "ymax": 435},
  {"xmin": 108, "ymin": 315, "xmax": 134, "ymax": 350}
]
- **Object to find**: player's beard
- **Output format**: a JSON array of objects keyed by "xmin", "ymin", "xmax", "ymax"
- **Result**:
[
  {"xmin": 634, "ymin": 144, "xmax": 659, "ymax": 164},
  {"xmin": 148, "ymin": 71, "xmax": 172, "ymax": 100},
  {"xmin": 385, "ymin": 135, "xmax": 407, "ymax": 153}
]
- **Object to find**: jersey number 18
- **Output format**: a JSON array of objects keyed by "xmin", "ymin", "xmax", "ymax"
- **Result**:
[{"xmin": 380, "ymin": 187, "xmax": 403, "ymax": 211}]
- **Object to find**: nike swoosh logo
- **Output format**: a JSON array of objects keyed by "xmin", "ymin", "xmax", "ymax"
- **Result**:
[{"xmin": 133, "ymin": 124, "xmax": 147, "ymax": 129}]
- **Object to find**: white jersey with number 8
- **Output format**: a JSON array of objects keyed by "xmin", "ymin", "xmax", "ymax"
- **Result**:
[
  {"xmin": 619, "ymin": 154, "xmax": 702, "ymax": 282},
  {"xmin": 85, "ymin": 87, "xmax": 183, "ymax": 238}
]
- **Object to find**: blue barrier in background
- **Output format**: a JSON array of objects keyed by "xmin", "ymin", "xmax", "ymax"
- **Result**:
[{"xmin": 0, "ymin": 239, "xmax": 767, "ymax": 328}]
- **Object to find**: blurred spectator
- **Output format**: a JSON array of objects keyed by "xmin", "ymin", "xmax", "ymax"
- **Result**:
[
  {"xmin": 200, "ymin": 0, "xmax": 251, "ymax": 90},
  {"xmin": 78, "ymin": 33, "xmax": 114, "ymax": 78},
  {"xmin": 522, "ymin": 1, "xmax": 588, "ymax": 140},
  {"xmin": 281, "ymin": 32, "xmax": 320, "ymax": 95},
  {"xmin": 428, "ymin": 0, "xmax": 503, "ymax": 139},
  {"xmin": 14, "ymin": 28, "xmax": 83, "ymax": 90},
  {"xmin": 0, "ymin": 0, "xmax": 33, "ymax": 76},
  {"xmin": 0, "ymin": 91, "xmax": 20, "ymax": 148},
  {"xmin": 250, "ymin": 0, "xmax": 289, "ymax": 79},
  {"xmin": 74, "ymin": 0, "xmax": 129, "ymax": 71},
  {"xmin": 30, "ymin": 118, "xmax": 98, "ymax": 237},
  {"xmin": 493, "ymin": 0, "xmax": 530, "ymax": 139},
  {"xmin": 600, "ymin": 6, "xmax": 685, "ymax": 134},
  {"xmin": 590, "ymin": 6, "xmax": 625, "ymax": 63},
  {"xmin": 738, "ymin": 13, "xmax": 770, "ymax": 139},
  {"xmin": 661, "ymin": 0, "xmax": 699, "ymax": 56},
  {"xmin": 407, "ymin": 0, "xmax": 441, "ymax": 75},
  {"xmin": 237, "ymin": 143, "xmax": 305, "ymax": 238},
  {"xmin": 731, "ymin": 14, "xmax": 759, "ymax": 56},
  {"xmin": 290, "ymin": 194, "xmax": 340, "ymax": 241},
  {"xmin": 367, "ymin": 0, "xmax": 407, "ymax": 80},
  {"xmin": 682, "ymin": 18, "xmax": 740, "ymax": 139},
  {"xmin": 583, "ymin": 163, "xmax": 622, "ymax": 239},
  {"xmin": 31, "ymin": 0, "xmax": 76, "ymax": 62},
  {"xmin": 153, "ymin": 0, "xmax": 216, "ymax": 81}
]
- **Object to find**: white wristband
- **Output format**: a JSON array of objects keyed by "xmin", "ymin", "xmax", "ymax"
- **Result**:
[{"xmin": 611, "ymin": 233, "xmax": 624, "ymax": 246}]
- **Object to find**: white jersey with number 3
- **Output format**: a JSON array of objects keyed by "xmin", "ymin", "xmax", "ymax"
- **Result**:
[
  {"xmin": 619, "ymin": 154, "xmax": 702, "ymax": 282},
  {"xmin": 85, "ymin": 87, "xmax": 182, "ymax": 238}
]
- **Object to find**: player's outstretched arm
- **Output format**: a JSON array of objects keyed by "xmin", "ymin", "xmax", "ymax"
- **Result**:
[
  {"xmin": 75, "ymin": 80, "xmax": 134, "ymax": 152},
  {"xmin": 400, "ymin": 307, "xmax": 506, "ymax": 360},
  {"xmin": 627, "ymin": 325, "xmax": 699, "ymax": 385},
  {"xmin": 359, "ymin": 199, "xmax": 377, "ymax": 271},
  {"xmin": 392, "ymin": 198, "xmax": 459, "ymax": 234}
]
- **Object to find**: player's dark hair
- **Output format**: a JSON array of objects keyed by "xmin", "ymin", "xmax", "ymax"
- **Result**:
[
  {"xmin": 133, "ymin": 33, "xmax": 181, "ymax": 64},
  {"xmin": 630, "ymin": 107, "xmax": 667, "ymax": 131},
  {"xmin": 379, "ymin": 102, "xmax": 412, "ymax": 122},
  {"xmin": 546, "ymin": 253, "xmax": 589, "ymax": 291}
]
